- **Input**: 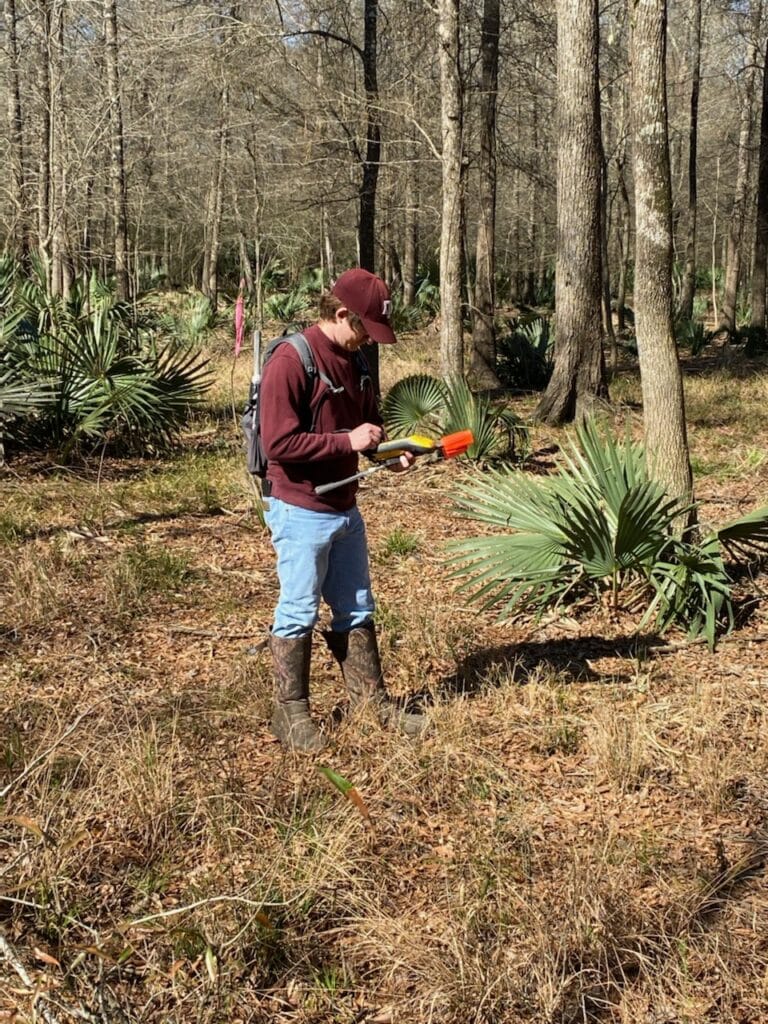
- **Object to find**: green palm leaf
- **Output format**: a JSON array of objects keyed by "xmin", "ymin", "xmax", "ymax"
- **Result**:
[
  {"xmin": 382, "ymin": 374, "xmax": 446, "ymax": 437},
  {"xmin": 716, "ymin": 506, "xmax": 768, "ymax": 561}
]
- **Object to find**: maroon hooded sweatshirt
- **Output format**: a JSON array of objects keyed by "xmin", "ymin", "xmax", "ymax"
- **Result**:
[{"xmin": 260, "ymin": 324, "xmax": 382, "ymax": 512}]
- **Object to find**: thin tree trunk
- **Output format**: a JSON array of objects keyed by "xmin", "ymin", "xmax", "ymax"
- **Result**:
[
  {"xmin": 471, "ymin": 0, "xmax": 501, "ymax": 387},
  {"xmin": 203, "ymin": 84, "xmax": 229, "ymax": 311},
  {"xmin": 630, "ymin": 0, "xmax": 694, "ymax": 520},
  {"xmin": 719, "ymin": 30, "xmax": 760, "ymax": 333},
  {"xmin": 323, "ymin": 205, "xmax": 336, "ymax": 283},
  {"xmin": 232, "ymin": 186, "xmax": 254, "ymax": 293},
  {"xmin": 679, "ymin": 0, "xmax": 702, "ymax": 321},
  {"xmin": 4, "ymin": 0, "xmax": 28, "ymax": 257},
  {"xmin": 49, "ymin": 0, "xmax": 70, "ymax": 296},
  {"xmin": 751, "ymin": 47, "xmax": 768, "ymax": 334},
  {"xmin": 402, "ymin": 141, "xmax": 418, "ymax": 306},
  {"xmin": 536, "ymin": 0, "xmax": 605, "ymax": 424},
  {"xmin": 36, "ymin": 1, "xmax": 52, "ymax": 278},
  {"xmin": 601, "ymin": 150, "xmax": 618, "ymax": 365},
  {"xmin": 359, "ymin": 0, "xmax": 382, "ymax": 391},
  {"xmin": 616, "ymin": 188, "xmax": 630, "ymax": 335},
  {"xmin": 104, "ymin": 0, "xmax": 130, "ymax": 300},
  {"xmin": 615, "ymin": 85, "xmax": 631, "ymax": 334},
  {"xmin": 438, "ymin": 0, "xmax": 464, "ymax": 377},
  {"xmin": 359, "ymin": 0, "xmax": 381, "ymax": 272}
]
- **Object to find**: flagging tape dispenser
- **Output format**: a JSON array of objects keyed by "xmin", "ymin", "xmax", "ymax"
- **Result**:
[{"xmin": 314, "ymin": 429, "xmax": 474, "ymax": 496}]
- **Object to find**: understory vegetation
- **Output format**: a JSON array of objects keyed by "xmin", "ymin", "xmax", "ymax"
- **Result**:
[{"xmin": 0, "ymin": 258, "xmax": 212, "ymax": 458}]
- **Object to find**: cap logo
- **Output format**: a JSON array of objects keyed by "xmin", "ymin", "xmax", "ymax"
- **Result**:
[{"xmin": 381, "ymin": 299, "xmax": 392, "ymax": 317}]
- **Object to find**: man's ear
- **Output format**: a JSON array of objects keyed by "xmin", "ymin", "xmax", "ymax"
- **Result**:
[{"xmin": 335, "ymin": 306, "xmax": 350, "ymax": 322}]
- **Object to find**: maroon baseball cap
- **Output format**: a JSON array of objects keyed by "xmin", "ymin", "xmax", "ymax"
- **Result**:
[{"xmin": 331, "ymin": 269, "xmax": 397, "ymax": 344}]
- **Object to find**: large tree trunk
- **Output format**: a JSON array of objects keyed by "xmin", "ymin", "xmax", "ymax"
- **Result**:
[
  {"xmin": 104, "ymin": 0, "xmax": 130, "ymax": 300},
  {"xmin": 719, "ymin": 31, "xmax": 760, "ymax": 334},
  {"xmin": 679, "ymin": 0, "xmax": 702, "ymax": 321},
  {"xmin": 630, "ymin": 0, "xmax": 694, "ymax": 518},
  {"xmin": 751, "ymin": 45, "xmax": 768, "ymax": 335},
  {"xmin": 470, "ymin": 0, "xmax": 501, "ymax": 388},
  {"xmin": 536, "ymin": 0, "xmax": 605, "ymax": 424},
  {"xmin": 438, "ymin": 0, "xmax": 464, "ymax": 378}
]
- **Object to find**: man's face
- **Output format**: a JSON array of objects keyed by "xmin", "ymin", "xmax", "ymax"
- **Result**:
[{"xmin": 337, "ymin": 310, "xmax": 369, "ymax": 350}]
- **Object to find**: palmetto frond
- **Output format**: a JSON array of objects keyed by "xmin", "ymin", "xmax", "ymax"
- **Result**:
[
  {"xmin": 382, "ymin": 374, "xmax": 446, "ymax": 437},
  {"xmin": 716, "ymin": 506, "xmax": 768, "ymax": 562},
  {"xmin": 0, "ymin": 371, "xmax": 53, "ymax": 420}
]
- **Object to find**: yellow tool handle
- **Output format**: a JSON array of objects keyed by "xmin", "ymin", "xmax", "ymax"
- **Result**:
[{"xmin": 369, "ymin": 434, "xmax": 437, "ymax": 462}]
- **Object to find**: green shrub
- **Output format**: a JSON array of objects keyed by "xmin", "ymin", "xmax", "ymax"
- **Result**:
[
  {"xmin": 382, "ymin": 373, "xmax": 526, "ymax": 462},
  {"xmin": 675, "ymin": 318, "xmax": 711, "ymax": 355},
  {"xmin": 496, "ymin": 315, "xmax": 553, "ymax": 391},
  {"xmin": 0, "ymin": 257, "xmax": 211, "ymax": 455},
  {"xmin": 447, "ymin": 420, "xmax": 768, "ymax": 649}
]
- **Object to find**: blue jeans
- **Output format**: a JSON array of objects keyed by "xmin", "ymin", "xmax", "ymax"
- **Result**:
[{"xmin": 264, "ymin": 497, "xmax": 375, "ymax": 638}]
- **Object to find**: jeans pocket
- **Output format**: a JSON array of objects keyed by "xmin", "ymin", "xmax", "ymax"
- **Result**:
[{"xmin": 265, "ymin": 497, "xmax": 291, "ymax": 540}]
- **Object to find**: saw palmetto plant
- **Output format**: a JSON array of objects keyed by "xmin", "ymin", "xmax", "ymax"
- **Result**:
[
  {"xmin": 0, "ymin": 256, "xmax": 211, "ymax": 454},
  {"xmin": 448, "ymin": 420, "xmax": 768, "ymax": 648},
  {"xmin": 382, "ymin": 373, "xmax": 526, "ymax": 461}
]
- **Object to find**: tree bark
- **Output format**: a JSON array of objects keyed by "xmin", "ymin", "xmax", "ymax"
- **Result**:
[
  {"xmin": 49, "ymin": 0, "xmax": 72, "ymax": 296},
  {"xmin": 36, "ymin": 1, "xmax": 52, "ymax": 277},
  {"xmin": 751, "ymin": 45, "xmax": 768, "ymax": 334},
  {"xmin": 202, "ymin": 84, "xmax": 229, "ymax": 312},
  {"xmin": 4, "ymin": 0, "xmax": 28, "ymax": 257},
  {"xmin": 360, "ymin": 0, "xmax": 382, "ymax": 392},
  {"xmin": 536, "ymin": 0, "xmax": 605, "ymax": 424},
  {"xmin": 630, "ymin": 0, "xmax": 694, "ymax": 518},
  {"xmin": 104, "ymin": 0, "xmax": 130, "ymax": 300},
  {"xmin": 679, "ymin": 0, "xmax": 702, "ymax": 321},
  {"xmin": 719, "ymin": 30, "xmax": 760, "ymax": 334},
  {"xmin": 470, "ymin": 0, "xmax": 501, "ymax": 387},
  {"xmin": 360, "ymin": 0, "xmax": 381, "ymax": 273},
  {"xmin": 600, "ymin": 149, "xmax": 618, "ymax": 366},
  {"xmin": 402, "ymin": 139, "xmax": 418, "ymax": 306},
  {"xmin": 437, "ymin": 0, "xmax": 464, "ymax": 377}
]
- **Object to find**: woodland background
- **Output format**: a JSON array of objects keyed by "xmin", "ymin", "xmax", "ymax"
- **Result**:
[{"xmin": 2, "ymin": 0, "xmax": 765, "ymax": 339}]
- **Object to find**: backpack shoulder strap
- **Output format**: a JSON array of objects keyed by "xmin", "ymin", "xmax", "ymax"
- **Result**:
[
  {"xmin": 265, "ymin": 332, "xmax": 343, "ymax": 393},
  {"xmin": 263, "ymin": 332, "xmax": 313, "ymax": 375}
]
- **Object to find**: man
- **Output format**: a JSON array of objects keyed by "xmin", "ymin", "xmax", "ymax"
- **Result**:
[{"xmin": 260, "ymin": 268, "xmax": 426, "ymax": 752}]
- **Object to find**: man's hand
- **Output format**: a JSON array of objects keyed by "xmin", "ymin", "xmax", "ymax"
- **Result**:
[
  {"xmin": 348, "ymin": 422, "xmax": 385, "ymax": 452},
  {"xmin": 390, "ymin": 451, "xmax": 415, "ymax": 473}
]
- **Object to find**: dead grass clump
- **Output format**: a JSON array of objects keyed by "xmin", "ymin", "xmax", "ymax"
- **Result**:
[
  {"xmin": 1, "ymin": 537, "xmax": 86, "ymax": 628},
  {"xmin": 586, "ymin": 700, "xmax": 658, "ymax": 792},
  {"xmin": 518, "ymin": 673, "xmax": 585, "ymax": 756}
]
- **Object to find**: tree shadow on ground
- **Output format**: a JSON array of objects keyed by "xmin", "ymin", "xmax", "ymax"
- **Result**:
[{"xmin": 439, "ymin": 632, "xmax": 668, "ymax": 698}]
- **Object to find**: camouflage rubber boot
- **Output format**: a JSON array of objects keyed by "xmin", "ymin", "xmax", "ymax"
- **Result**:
[
  {"xmin": 324, "ymin": 624, "xmax": 427, "ymax": 737},
  {"xmin": 269, "ymin": 633, "xmax": 325, "ymax": 753}
]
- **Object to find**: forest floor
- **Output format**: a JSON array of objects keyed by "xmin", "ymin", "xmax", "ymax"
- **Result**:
[{"xmin": 2, "ymin": 332, "xmax": 768, "ymax": 1023}]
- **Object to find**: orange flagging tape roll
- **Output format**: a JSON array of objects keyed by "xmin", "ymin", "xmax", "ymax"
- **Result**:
[{"xmin": 441, "ymin": 429, "xmax": 474, "ymax": 458}]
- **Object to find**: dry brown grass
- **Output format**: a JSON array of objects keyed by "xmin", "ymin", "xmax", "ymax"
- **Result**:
[{"xmin": 2, "ymin": 346, "xmax": 768, "ymax": 1022}]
